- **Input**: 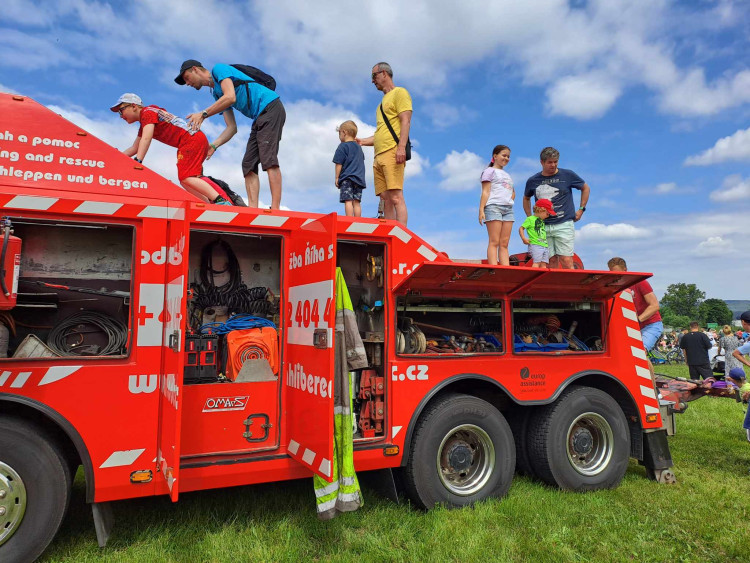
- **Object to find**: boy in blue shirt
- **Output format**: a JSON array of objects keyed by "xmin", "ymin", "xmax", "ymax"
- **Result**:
[
  {"xmin": 176, "ymin": 60, "xmax": 286, "ymax": 209},
  {"xmin": 333, "ymin": 121, "xmax": 366, "ymax": 217}
]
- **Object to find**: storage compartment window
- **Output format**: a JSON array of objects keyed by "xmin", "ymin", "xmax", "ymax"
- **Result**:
[
  {"xmin": 1, "ymin": 219, "xmax": 133, "ymax": 360},
  {"xmin": 185, "ymin": 231, "xmax": 281, "ymax": 384},
  {"xmin": 337, "ymin": 241, "xmax": 386, "ymax": 439},
  {"xmin": 512, "ymin": 300, "xmax": 603, "ymax": 353},
  {"xmin": 395, "ymin": 296, "xmax": 504, "ymax": 355}
]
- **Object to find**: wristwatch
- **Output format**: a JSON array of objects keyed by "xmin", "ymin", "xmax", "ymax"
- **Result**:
[
  {"xmin": 201, "ymin": 110, "xmax": 209, "ymax": 119},
  {"xmin": 579, "ymin": 206, "xmax": 586, "ymax": 212}
]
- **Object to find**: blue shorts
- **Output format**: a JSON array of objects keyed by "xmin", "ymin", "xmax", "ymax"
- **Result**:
[
  {"xmin": 640, "ymin": 321, "xmax": 663, "ymax": 351},
  {"xmin": 528, "ymin": 244, "xmax": 549, "ymax": 264},
  {"xmin": 339, "ymin": 178, "xmax": 364, "ymax": 203},
  {"xmin": 484, "ymin": 204, "xmax": 514, "ymax": 222}
]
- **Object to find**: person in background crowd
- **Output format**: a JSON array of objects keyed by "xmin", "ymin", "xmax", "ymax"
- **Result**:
[
  {"xmin": 680, "ymin": 321, "xmax": 713, "ymax": 379},
  {"xmin": 523, "ymin": 147, "xmax": 590, "ymax": 269},
  {"xmin": 176, "ymin": 59, "xmax": 286, "ymax": 209},
  {"xmin": 717, "ymin": 324, "xmax": 742, "ymax": 379},
  {"xmin": 357, "ymin": 62, "xmax": 412, "ymax": 226},
  {"xmin": 731, "ymin": 311, "xmax": 750, "ymax": 443},
  {"xmin": 479, "ymin": 144, "xmax": 515, "ymax": 265}
]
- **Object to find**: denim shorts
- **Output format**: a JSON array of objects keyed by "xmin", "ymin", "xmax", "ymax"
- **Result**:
[
  {"xmin": 484, "ymin": 204, "xmax": 514, "ymax": 222},
  {"xmin": 640, "ymin": 321, "xmax": 663, "ymax": 352},
  {"xmin": 528, "ymin": 244, "xmax": 549, "ymax": 264}
]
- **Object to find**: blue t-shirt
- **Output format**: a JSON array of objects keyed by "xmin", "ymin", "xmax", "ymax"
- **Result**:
[
  {"xmin": 332, "ymin": 141, "xmax": 366, "ymax": 188},
  {"xmin": 211, "ymin": 64, "xmax": 279, "ymax": 121},
  {"xmin": 524, "ymin": 168, "xmax": 585, "ymax": 225}
]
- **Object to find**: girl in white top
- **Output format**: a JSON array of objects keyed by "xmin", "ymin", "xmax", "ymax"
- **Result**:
[{"xmin": 479, "ymin": 144, "xmax": 515, "ymax": 265}]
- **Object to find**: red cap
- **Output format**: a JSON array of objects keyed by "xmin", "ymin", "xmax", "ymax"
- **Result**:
[{"xmin": 535, "ymin": 198, "xmax": 557, "ymax": 216}]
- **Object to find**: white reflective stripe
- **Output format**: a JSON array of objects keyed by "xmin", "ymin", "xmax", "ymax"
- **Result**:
[
  {"xmin": 389, "ymin": 226, "xmax": 412, "ymax": 243},
  {"xmin": 621, "ymin": 308, "xmax": 638, "ymax": 322},
  {"xmin": 417, "ymin": 245, "xmax": 438, "ymax": 261},
  {"xmin": 341, "ymin": 476, "xmax": 357, "ymax": 486},
  {"xmin": 314, "ymin": 480, "xmax": 339, "ymax": 498},
  {"xmin": 620, "ymin": 291, "xmax": 633, "ymax": 302},
  {"xmin": 302, "ymin": 448, "xmax": 316, "ymax": 465},
  {"xmin": 138, "ymin": 206, "xmax": 180, "ymax": 219},
  {"xmin": 317, "ymin": 498, "xmax": 337, "ymax": 512},
  {"xmin": 345, "ymin": 222, "xmax": 378, "ymax": 234},
  {"xmin": 631, "ymin": 346, "xmax": 647, "ymax": 361},
  {"xmin": 626, "ymin": 327, "xmax": 642, "ymax": 341},
  {"xmin": 39, "ymin": 365, "xmax": 82, "ymax": 385},
  {"xmin": 251, "ymin": 215, "xmax": 289, "ymax": 227},
  {"xmin": 5, "ymin": 195, "xmax": 58, "ymax": 210},
  {"xmin": 319, "ymin": 458, "xmax": 331, "ymax": 477},
  {"xmin": 333, "ymin": 406, "xmax": 351, "ymax": 415},
  {"xmin": 635, "ymin": 366, "xmax": 652, "ymax": 380},
  {"xmin": 136, "ymin": 283, "xmax": 165, "ymax": 347},
  {"xmin": 644, "ymin": 404, "xmax": 660, "ymax": 415},
  {"xmin": 74, "ymin": 201, "xmax": 123, "ymax": 215},
  {"xmin": 0, "ymin": 371, "xmax": 11, "ymax": 386},
  {"xmin": 196, "ymin": 210, "xmax": 238, "ymax": 223},
  {"xmin": 301, "ymin": 218, "xmax": 316, "ymax": 227},
  {"xmin": 99, "ymin": 448, "xmax": 146, "ymax": 468},
  {"xmin": 640, "ymin": 385, "xmax": 657, "ymax": 400},
  {"xmin": 288, "ymin": 439, "xmax": 300, "ymax": 455},
  {"xmin": 337, "ymin": 491, "xmax": 360, "ymax": 502},
  {"xmin": 10, "ymin": 372, "xmax": 31, "ymax": 388},
  {"xmin": 392, "ymin": 425, "xmax": 403, "ymax": 439}
]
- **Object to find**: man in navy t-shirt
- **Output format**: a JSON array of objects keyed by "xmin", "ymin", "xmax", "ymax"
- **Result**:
[
  {"xmin": 176, "ymin": 59, "xmax": 286, "ymax": 209},
  {"xmin": 523, "ymin": 147, "xmax": 590, "ymax": 269}
]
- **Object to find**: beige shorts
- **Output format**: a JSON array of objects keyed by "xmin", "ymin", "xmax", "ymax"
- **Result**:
[{"xmin": 373, "ymin": 146, "xmax": 404, "ymax": 196}]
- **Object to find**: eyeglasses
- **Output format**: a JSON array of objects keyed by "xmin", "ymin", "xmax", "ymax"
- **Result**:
[{"xmin": 371, "ymin": 70, "xmax": 384, "ymax": 79}]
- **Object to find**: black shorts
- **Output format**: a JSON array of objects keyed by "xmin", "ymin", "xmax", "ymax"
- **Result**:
[
  {"xmin": 688, "ymin": 363, "xmax": 712, "ymax": 380},
  {"xmin": 339, "ymin": 178, "xmax": 364, "ymax": 203},
  {"xmin": 242, "ymin": 98, "xmax": 286, "ymax": 175}
]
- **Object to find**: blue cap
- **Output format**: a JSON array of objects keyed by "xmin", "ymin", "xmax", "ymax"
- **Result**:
[{"xmin": 728, "ymin": 367, "xmax": 746, "ymax": 380}]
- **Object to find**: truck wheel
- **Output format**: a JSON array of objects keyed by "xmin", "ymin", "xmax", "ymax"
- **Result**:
[
  {"xmin": 0, "ymin": 417, "xmax": 71, "ymax": 563},
  {"xmin": 528, "ymin": 386, "xmax": 629, "ymax": 490},
  {"xmin": 404, "ymin": 393, "xmax": 515, "ymax": 509},
  {"xmin": 507, "ymin": 406, "xmax": 535, "ymax": 477}
]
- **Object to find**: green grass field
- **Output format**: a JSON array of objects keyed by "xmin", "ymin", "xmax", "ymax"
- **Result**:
[{"xmin": 42, "ymin": 364, "xmax": 750, "ymax": 562}]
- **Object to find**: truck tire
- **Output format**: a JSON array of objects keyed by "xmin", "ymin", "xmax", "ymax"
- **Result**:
[
  {"xmin": 507, "ymin": 406, "xmax": 536, "ymax": 477},
  {"xmin": 0, "ymin": 416, "xmax": 72, "ymax": 563},
  {"xmin": 404, "ymin": 393, "xmax": 515, "ymax": 509},
  {"xmin": 527, "ymin": 386, "xmax": 629, "ymax": 490}
]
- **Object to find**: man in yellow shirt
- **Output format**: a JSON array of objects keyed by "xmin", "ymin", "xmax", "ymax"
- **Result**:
[{"xmin": 357, "ymin": 62, "xmax": 412, "ymax": 226}]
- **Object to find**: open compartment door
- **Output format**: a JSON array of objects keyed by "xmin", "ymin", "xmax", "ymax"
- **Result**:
[
  {"xmin": 393, "ymin": 263, "xmax": 650, "ymax": 301},
  {"xmin": 284, "ymin": 213, "xmax": 337, "ymax": 481},
  {"xmin": 156, "ymin": 211, "xmax": 188, "ymax": 501}
]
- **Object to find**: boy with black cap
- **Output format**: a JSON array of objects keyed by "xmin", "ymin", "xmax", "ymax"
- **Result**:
[
  {"xmin": 175, "ymin": 59, "xmax": 285, "ymax": 209},
  {"xmin": 111, "ymin": 93, "xmax": 231, "ymax": 205}
]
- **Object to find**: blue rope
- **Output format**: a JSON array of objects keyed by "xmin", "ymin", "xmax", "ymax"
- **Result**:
[{"xmin": 200, "ymin": 314, "xmax": 276, "ymax": 335}]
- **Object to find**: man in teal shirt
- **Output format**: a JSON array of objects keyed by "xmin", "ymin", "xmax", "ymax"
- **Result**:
[{"xmin": 176, "ymin": 60, "xmax": 286, "ymax": 209}]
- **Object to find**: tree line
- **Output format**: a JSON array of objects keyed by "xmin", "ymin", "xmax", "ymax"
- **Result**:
[{"xmin": 659, "ymin": 282, "xmax": 734, "ymax": 329}]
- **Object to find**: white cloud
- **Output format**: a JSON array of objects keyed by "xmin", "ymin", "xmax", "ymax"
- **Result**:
[
  {"xmin": 545, "ymin": 73, "xmax": 621, "ymax": 119},
  {"xmin": 424, "ymin": 102, "xmax": 478, "ymax": 130},
  {"xmin": 684, "ymin": 127, "xmax": 750, "ymax": 166},
  {"xmin": 576, "ymin": 222, "xmax": 652, "ymax": 242},
  {"xmin": 437, "ymin": 150, "xmax": 485, "ymax": 192},
  {"xmin": 709, "ymin": 174, "xmax": 750, "ymax": 202},
  {"xmin": 693, "ymin": 236, "xmax": 733, "ymax": 257},
  {"xmin": 0, "ymin": 83, "xmax": 19, "ymax": 94},
  {"xmin": 655, "ymin": 182, "xmax": 677, "ymax": 194}
]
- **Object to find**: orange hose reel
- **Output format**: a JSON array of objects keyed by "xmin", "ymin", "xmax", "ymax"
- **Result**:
[{"xmin": 225, "ymin": 327, "xmax": 278, "ymax": 381}]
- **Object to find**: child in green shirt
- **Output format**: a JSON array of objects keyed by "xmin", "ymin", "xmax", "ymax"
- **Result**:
[{"xmin": 519, "ymin": 198, "xmax": 556, "ymax": 268}]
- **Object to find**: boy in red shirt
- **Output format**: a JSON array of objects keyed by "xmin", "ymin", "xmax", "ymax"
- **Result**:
[{"xmin": 111, "ymin": 93, "xmax": 231, "ymax": 205}]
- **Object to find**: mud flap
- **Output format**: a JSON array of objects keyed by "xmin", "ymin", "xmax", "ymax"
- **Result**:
[
  {"xmin": 640, "ymin": 429, "xmax": 676, "ymax": 484},
  {"xmin": 92, "ymin": 502, "xmax": 114, "ymax": 547}
]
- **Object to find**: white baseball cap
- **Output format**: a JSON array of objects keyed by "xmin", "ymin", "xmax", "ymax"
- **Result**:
[{"xmin": 110, "ymin": 93, "xmax": 143, "ymax": 112}]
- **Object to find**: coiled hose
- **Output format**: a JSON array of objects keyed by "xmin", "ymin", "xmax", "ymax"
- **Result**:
[{"xmin": 47, "ymin": 311, "xmax": 128, "ymax": 356}]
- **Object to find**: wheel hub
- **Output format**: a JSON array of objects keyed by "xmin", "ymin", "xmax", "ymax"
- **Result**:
[
  {"xmin": 571, "ymin": 428, "xmax": 593, "ymax": 455},
  {"xmin": 437, "ymin": 424, "xmax": 495, "ymax": 496},
  {"xmin": 447, "ymin": 443, "xmax": 473, "ymax": 472},
  {"xmin": 0, "ymin": 461, "xmax": 27, "ymax": 547}
]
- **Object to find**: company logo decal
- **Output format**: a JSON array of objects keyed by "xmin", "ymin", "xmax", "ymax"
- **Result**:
[{"xmin": 203, "ymin": 396, "xmax": 249, "ymax": 412}]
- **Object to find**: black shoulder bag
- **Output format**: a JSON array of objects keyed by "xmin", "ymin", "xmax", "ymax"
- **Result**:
[{"xmin": 380, "ymin": 103, "xmax": 411, "ymax": 161}]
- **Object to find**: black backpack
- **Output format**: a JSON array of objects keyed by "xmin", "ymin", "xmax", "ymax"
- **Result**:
[
  {"xmin": 206, "ymin": 176, "xmax": 248, "ymax": 207},
  {"xmin": 227, "ymin": 64, "xmax": 276, "ymax": 91}
]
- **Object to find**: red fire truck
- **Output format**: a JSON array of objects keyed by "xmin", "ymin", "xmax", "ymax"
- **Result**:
[{"xmin": 0, "ymin": 94, "xmax": 673, "ymax": 562}]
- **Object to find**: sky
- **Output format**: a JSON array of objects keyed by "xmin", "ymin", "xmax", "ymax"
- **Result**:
[{"xmin": 2, "ymin": 0, "xmax": 749, "ymax": 300}]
